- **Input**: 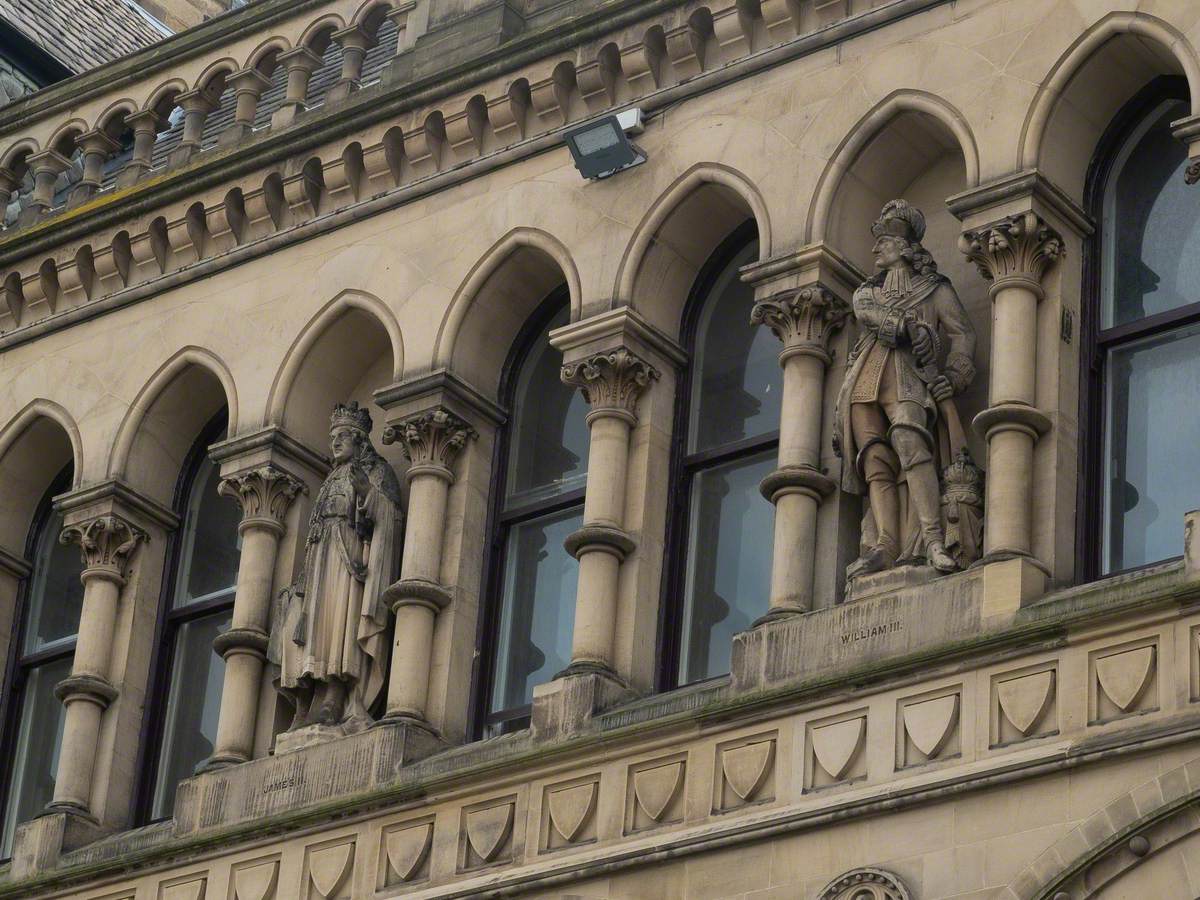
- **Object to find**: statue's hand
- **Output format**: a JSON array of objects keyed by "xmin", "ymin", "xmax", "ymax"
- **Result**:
[
  {"xmin": 930, "ymin": 375, "xmax": 954, "ymax": 402},
  {"xmin": 908, "ymin": 321, "xmax": 936, "ymax": 366}
]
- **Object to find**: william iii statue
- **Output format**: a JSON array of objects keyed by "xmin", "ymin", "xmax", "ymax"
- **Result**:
[
  {"xmin": 272, "ymin": 401, "xmax": 402, "ymax": 733},
  {"xmin": 834, "ymin": 200, "xmax": 981, "ymax": 579}
]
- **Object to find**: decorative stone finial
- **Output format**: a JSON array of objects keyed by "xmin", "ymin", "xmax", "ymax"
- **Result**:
[
  {"xmin": 60, "ymin": 514, "xmax": 147, "ymax": 580},
  {"xmin": 750, "ymin": 285, "xmax": 850, "ymax": 358},
  {"xmin": 218, "ymin": 466, "xmax": 307, "ymax": 529},
  {"xmin": 958, "ymin": 211, "xmax": 1064, "ymax": 289},
  {"xmin": 382, "ymin": 407, "xmax": 477, "ymax": 472},
  {"xmin": 560, "ymin": 348, "xmax": 659, "ymax": 420}
]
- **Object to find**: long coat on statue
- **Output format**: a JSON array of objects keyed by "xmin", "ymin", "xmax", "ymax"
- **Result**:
[{"xmin": 275, "ymin": 445, "xmax": 402, "ymax": 726}]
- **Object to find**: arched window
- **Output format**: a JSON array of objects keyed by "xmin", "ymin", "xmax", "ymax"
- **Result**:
[
  {"xmin": 478, "ymin": 292, "xmax": 589, "ymax": 735},
  {"xmin": 0, "ymin": 467, "xmax": 83, "ymax": 857},
  {"xmin": 138, "ymin": 415, "xmax": 241, "ymax": 821},
  {"xmin": 1082, "ymin": 80, "xmax": 1200, "ymax": 577},
  {"xmin": 664, "ymin": 224, "xmax": 778, "ymax": 686}
]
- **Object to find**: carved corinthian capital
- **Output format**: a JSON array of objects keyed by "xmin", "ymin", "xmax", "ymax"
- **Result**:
[
  {"xmin": 382, "ymin": 407, "xmax": 477, "ymax": 473},
  {"xmin": 561, "ymin": 348, "xmax": 659, "ymax": 421},
  {"xmin": 60, "ymin": 514, "xmax": 147, "ymax": 580},
  {"xmin": 751, "ymin": 285, "xmax": 850, "ymax": 360},
  {"xmin": 218, "ymin": 466, "xmax": 306, "ymax": 530},
  {"xmin": 958, "ymin": 212, "xmax": 1064, "ymax": 292}
]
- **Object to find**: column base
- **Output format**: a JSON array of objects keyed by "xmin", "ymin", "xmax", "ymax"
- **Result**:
[
  {"xmin": 532, "ymin": 667, "xmax": 637, "ymax": 740},
  {"xmin": 751, "ymin": 604, "xmax": 808, "ymax": 628},
  {"xmin": 845, "ymin": 564, "xmax": 940, "ymax": 604},
  {"xmin": 196, "ymin": 751, "xmax": 248, "ymax": 773},
  {"xmin": 980, "ymin": 554, "xmax": 1047, "ymax": 619},
  {"xmin": 10, "ymin": 809, "xmax": 110, "ymax": 878}
]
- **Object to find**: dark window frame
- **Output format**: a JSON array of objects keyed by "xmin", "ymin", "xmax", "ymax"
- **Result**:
[
  {"xmin": 132, "ymin": 409, "xmax": 231, "ymax": 825},
  {"xmin": 656, "ymin": 219, "xmax": 769, "ymax": 691},
  {"xmin": 469, "ymin": 286, "xmax": 576, "ymax": 738},
  {"xmin": 1077, "ymin": 75, "xmax": 1195, "ymax": 581},
  {"xmin": 0, "ymin": 464, "xmax": 74, "ymax": 859}
]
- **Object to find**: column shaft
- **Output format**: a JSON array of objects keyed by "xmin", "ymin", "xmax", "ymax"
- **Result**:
[
  {"xmin": 380, "ymin": 408, "xmax": 476, "ymax": 726},
  {"xmin": 990, "ymin": 283, "xmax": 1039, "ymax": 406}
]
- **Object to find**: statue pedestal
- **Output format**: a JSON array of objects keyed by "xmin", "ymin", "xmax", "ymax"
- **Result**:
[
  {"xmin": 845, "ymin": 564, "xmax": 939, "ymax": 604},
  {"xmin": 274, "ymin": 723, "xmax": 354, "ymax": 755}
]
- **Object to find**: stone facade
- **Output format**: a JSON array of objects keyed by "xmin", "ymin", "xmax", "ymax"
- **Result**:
[{"xmin": 1, "ymin": 0, "xmax": 1200, "ymax": 898}]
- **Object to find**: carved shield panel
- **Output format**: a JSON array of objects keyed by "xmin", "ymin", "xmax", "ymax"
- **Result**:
[
  {"xmin": 812, "ymin": 717, "xmax": 866, "ymax": 780},
  {"xmin": 384, "ymin": 823, "xmax": 433, "ymax": 883},
  {"xmin": 308, "ymin": 842, "xmax": 353, "ymax": 899},
  {"xmin": 548, "ymin": 782, "xmax": 597, "ymax": 844},
  {"xmin": 997, "ymin": 670, "xmax": 1054, "ymax": 736},
  {"xmin": 903, "ymin": 694, "xmax": 959, "ymax": 759},
  {"xmin": 465, "ymin": 802, "xmax": 515, "ymax": 864},
  {"xmin": 722, "ymin": 739, "xmax": 774, "ymax": 801},
  {"xmin": 1096, "ymin": 645, "xmax": 1155, "ymax": 712},
  {"xmin": 633, "ymin": 761, "xmax": 684, "ymax": 822},
  {"xmin": 233, "ymin": 861, "xmax": 278, "ymax": 900}
]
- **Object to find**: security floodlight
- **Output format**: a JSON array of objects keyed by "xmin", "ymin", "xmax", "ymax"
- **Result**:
[{"xmin": 564, "ymin": 111, "xmax": 646, "ymax": 180}]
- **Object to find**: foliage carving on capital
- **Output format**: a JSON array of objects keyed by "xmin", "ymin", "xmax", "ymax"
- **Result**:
[
  {"xmin": 60, "ymin": 514, "xmax": 147, "ymax": 577},
  {"xmin": 958, "ymin": 211, "xmax": 1064, "ymax": 287},
  {"xmin": 750, "ymin": 285, "xmax": 850, "ymax": 355},
  {"xmin": 560, "ymin": 348, "xmax": 659, "ymax": 418},
  {"xmin": 218, "ymin": 466, "xmax": 307, "ymax": 525},
  {"xmin": 1186, "ymin": 159, "xmax": 1200, "ymax": 186},
  {"xmin": 382, "ymin": 407, "xmax": 477, "ymax": 470}
]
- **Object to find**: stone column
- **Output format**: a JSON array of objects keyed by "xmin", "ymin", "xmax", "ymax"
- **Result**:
[
  {"xmin": 385, "ymin": 1, "xmax": 418, "ymax": 56},
  {"xmin": 0, "ymin": 165, "xmax": 20, "ymax": 223},
  {"xmin": 202, "ymin": 466, "xmax": 305, "ymax": 769},
  {"xmin": 25, "ymin": 149, "xmax": 71, "ymax": 216},
  {"xmin": 167, "ymin": 89, "xmax": 219, "ymax": 167},
  {"xmin": 328, "ymin": 25, "xmax": 377, "ymax": 103},
  {"xmin": 117, "ymin": 109, "xmax": 165, "ymax": 187},
  {"xmin": 378, "ymin": 409, "xmax": 476, "ymax": 727},
  {"xmin": 220, "ymin": 68, "xmax": 272, "ymax": 146},
  {"xmin": 960, "ymin": 212, "xmax": 1062, "ymax": 565},
  {"xmin": 48, "ymin": 515, "xmax": 146, "ymax": 818},
  {"xmin": 69, "ymin": 130, "xmax": 121, "ymax": 205},
  {"xmin": 751, "ymin": 285, "xmax": 849, "ymax": 619},
  {"xmin": 559, "ymin": 349, "xmax": 658, "ymax": 677},
  {"xmin": 271, "ymin": 47, "xmax": 323, "ymax": 129}
]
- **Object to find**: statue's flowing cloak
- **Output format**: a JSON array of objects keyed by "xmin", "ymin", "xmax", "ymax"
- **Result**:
[{"xmin": 274, "ymin": 450, "xmax": 401, "ymax": 723}]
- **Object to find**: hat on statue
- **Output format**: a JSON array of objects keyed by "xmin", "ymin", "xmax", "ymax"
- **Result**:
[{"xmin": 871, "ymin": 199, "xmax": 926, "ymax": 243}]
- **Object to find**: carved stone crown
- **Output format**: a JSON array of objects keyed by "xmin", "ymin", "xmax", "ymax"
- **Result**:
[{"xmin": 330, "ymin": 400, "xmax": 373, "ymax": 434}]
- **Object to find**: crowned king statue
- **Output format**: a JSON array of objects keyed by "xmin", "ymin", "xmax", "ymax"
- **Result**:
[
  {"xmin": 833, "ymin": 200, "xmax": 983, "ymax": 581},
  {"xmin": 272, "ymin": 401, "xmax": 403, "ymax": 732}
]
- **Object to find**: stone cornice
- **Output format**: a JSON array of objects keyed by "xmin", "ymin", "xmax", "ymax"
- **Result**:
[
  {"xmin": 0, "ymin": 0, "xmax": 327, "ymax": 137},
  {"xmin": 946, "ymin": 168, "xmax": 1094, "ymax": 237},
  {"xmin": 0, "ymin": 0, "xmax": 953, "ymax": 272},
  {"xmin": 54, "ymin": 478, "xmax": 180, "ymax": 532},
  {"xmin": 207, "ymin": 425, "xmax": 330, "ymax": 481},
  {"xmin": 1, "ymin": 559, "xmax": 1194, "ymax": 899},
  {"xmin": 549, "ymin": 306, "xmax": 687, "ymax": 369},
  {"xmin": 373, "ymin": 368, "xmax": 507, "ymax": 428}
]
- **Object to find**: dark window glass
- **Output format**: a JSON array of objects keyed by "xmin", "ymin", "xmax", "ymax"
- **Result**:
[
  {"xmin": 689, "ymin": 243, "xmax": 780, "ymax": 451},
  {"xmin": 1103, "ymin": 100, "xmax": 1200, "ymax": 328},
  {"xmin": 482, "ymin": 296, "xmax": 586, "ymax": 733},
  {"xmin": 668, "ymin": 230, "xmax": 777, "ymax": 686},
  {"xmin": 1088, "ymin": 89, "xmax": 1200, "ymax": 576},
  {"xmin": 678, "ymin": 451, "xmax": 775, "ymax": 683},
  {"xmin": 145, "ymin": 438, "xmax": 240, "ymax": 821},
  {"xmin": 1, "ymin": 473, "xmax": 83, "ymax": 859}
]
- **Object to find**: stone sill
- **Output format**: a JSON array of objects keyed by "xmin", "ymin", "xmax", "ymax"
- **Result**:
[{"xmin": 3, "ymin": 558, "xmax": 1194, "ymax": 895}]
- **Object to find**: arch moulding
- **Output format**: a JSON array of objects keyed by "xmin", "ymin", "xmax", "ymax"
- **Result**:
[
  {"xmin": 432, "ymin": 226, "xmax": 582, "ymax": 369},
  {"xmin": 266, "ymin": 288, "xmax": 404, "ymax": 427},
  {"xmin": 108, "ymin": 345, "xmax": 240, "ymax": 479},
  {"xmin": 0, "ymin": 398, "xmax": 84, "ymax": 488},
  {"xmin": 615, "ymin": 162, "xmax": 772, "ymax": 304},
  {"xmin": 806, "ymin": 89, "xmax": 981, "ymax": 244},
  {"xmin": 1019, "ymin": 11, "xmax": 1200, "ymax": 171}
]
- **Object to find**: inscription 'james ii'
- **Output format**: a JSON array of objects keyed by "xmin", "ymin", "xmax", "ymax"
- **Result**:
[{"xmin": 840, "ymin": 621, "xmax": 903, "ymax": 645}]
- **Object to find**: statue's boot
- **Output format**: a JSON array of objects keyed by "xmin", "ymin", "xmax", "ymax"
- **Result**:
[
  {"xmin": 315, "ymin": 678, "xmax": 348, "ymax": 726},
  {"xmin": 905, "ymin": 459, "xmax": 957, "ymax": 572},
  {"xmin": 860, "ymin": 477, "xmax": 900, "ymax": 573},
  {"xmin": 289, "ymin": 683, "xmax": 313, "ymax": 731}
]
